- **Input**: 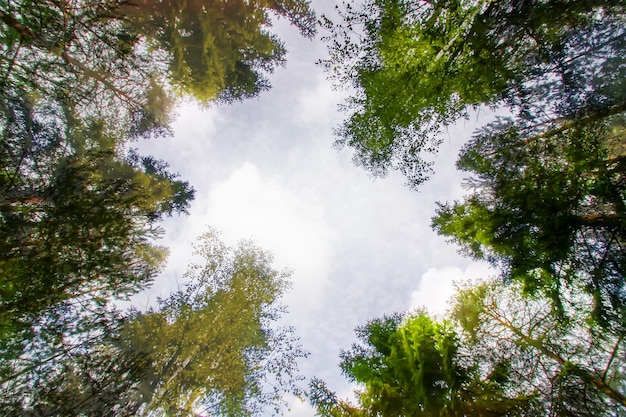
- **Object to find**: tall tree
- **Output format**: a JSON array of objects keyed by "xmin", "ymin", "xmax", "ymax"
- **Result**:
[
  {"xmin": 311, "ymin": 281, "xmax": 626, "ymax": 417},
  {"xmin": 122, "ymin": 230, "xmax": 307, "ymax": 416},
  {"xmin": 451, "ymin": 281, "xmax": 626, "ymax": 415},
  {"xmin": 0, "ymin": 0, "xmax": 174, "ymax": 137},
  {"xmin": 2, "ymin": 230, "xmax": 307, "ymax": 416},
  {"xmin": 433, "ymin": 115, "xmax": 626, "ymax": 326},
  {"xmin": 119, "ymin": 0, "xmax": 316, "ymax": 103},
  {"xmin": 309, "ymin": 311, "xmax": 535, "ymax": 417},
  {"xmin": 1, "ymin": 0, "xmax": 316, "ymax": 134},
  {"xmin": 321, "ymin": 0, "xmax": 626, "ymax": 188},
  {"xmin": 0, "ymin": 96, "xmax": 193, "ymax": 355},
  {"xmin": 0, "ymin": 304, "xmax": 147, "ymax": 416}
]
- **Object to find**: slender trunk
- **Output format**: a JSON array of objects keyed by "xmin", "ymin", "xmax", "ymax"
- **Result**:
[
  {"xmin": 494, "ymin": 316, "xmax": 626, "ymax": 407},
  {"xmin": 142, "ymin": 353, "xmax": 195, "ymax": 415},
  {"xmin": 431, "ymin": 0, "xmax": 494, "ymax": 66},
  {"xmin": 0, "ymin": 10, "xmax": 36, "ymax": 40},
  {"xmin": 525, "ymin": 103, "xmax": 626, "ymax": 145},
  {"xmin": 577, "ymin": 212, "xmax": 623, "ymax": 229}
]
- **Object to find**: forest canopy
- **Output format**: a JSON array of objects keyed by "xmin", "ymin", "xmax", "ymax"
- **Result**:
[
  {"xmin": 322, "ymin": 0, "xmax": 626, "ymax": 188},
  {"xmin": 1, "ymin": 0, "xmax": 314, "ymax": 415},
  {"xmin": 311, "ymin": 1, "xmax": 626, "ymax": 415},
  {"xmin": 2, "ymin": 0, "xmax": 626, "ymax": 415}
]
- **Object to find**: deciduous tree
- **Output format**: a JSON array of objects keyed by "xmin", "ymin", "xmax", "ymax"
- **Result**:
[
  {"xmin": 122, "ymin": 230, "xmax": 307, "ymax": 416},
  {"xmin": 452, "ymin": 281, "xmax": 626, "ymax": 415},
  {"xmin": 322, "ymin": 0, "xmax": 625, "ymax": 188},
  {"xmin": 2, "ymin": 230, "xmax": 306, "ymax": 417}
]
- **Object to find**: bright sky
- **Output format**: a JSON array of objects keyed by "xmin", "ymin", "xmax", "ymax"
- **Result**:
[{"xmin": 134, "ymin": 2, "xmax": 497, "ymax": 415}]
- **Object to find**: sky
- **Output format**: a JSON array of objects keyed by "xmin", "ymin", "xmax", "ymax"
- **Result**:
[{"xmin": 133, "ymin": 1, "xmax": 497, "ymax": 414}]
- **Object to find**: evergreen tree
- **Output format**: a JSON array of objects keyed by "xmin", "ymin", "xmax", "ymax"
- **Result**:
[
  {"xmin": 0, "ymin": 96, "xmax": 193, "ymax": 360},
  {"xmin": 310, "ymin": 311, "xmax": 534, "ymax": 416},
  {"xmin": 433, "ymin": 115, "xmax": 626, "ymax": 326},
  {"xmin": 2, "ymin": 230, "xmax": 306, "ymax": 416}
]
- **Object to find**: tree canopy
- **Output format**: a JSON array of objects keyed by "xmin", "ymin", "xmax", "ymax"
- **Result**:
[
  {"xmin": 1, "ymin": 1, "xmax": 316, "ymax": 413},
  {"xmin": 0, "ymin": 95, "xmax": 194, "ymax": 355},
  {"xmin": 321, "ymin": 0, "xmax": 626, "ymax": 188},
  {"xmin": 451, "ymin": 281, "xmax": 626, "ymax": 415},
  {"xmin": 310, "ymin": 281, "xmax": 626, "ymax": 416},
  {"xmin": 2, "ymin": 230, "xmax": 307, "ymax": 416},
  {"xmin": 123, "ymin": 230, "xmax": 307, "ymax": 416},
  {"xmin": 119, "ymin": 0, "xmax": 316, "ymax": 103},
  {"xmin": 1, "ymin": 0, "xmax": 316, "ymax": 131},
  {"xmin": 433, "ymin": 114, "xmax": 626, "ymax": 327},
  {"xmin": 310, "ymin": 310, "xmax": 535, "ymax": 417}
]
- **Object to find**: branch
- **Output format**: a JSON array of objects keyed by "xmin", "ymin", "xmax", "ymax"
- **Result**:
[
  {"xmin": 492, "ymin": 315, "xmax": 626, "ymax": 407},
  {"xmin": 529, "ymin": 103, "xmax": 626, "ymax": 142},
  {"xmin": 60, "ymin": 50, "xmax": 141, "ymax": 109},
  {"xmin": 602, "ymin": 336, "xmax": 622, "ymax": 381},
  {"xmin": 0, "ymin": 9, "xmax": 36, "ymax": 40}
]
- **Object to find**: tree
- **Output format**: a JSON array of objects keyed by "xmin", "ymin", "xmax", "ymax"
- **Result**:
[
  {"xmin": 121, "ymin": 230, "xmax": 307, "ymax": 416},
  {"xmin": 0, "ymin": 95, "xmax": 194, "ymax": 355},
  {"xmin": 0, "ymin": 0, "xmax": 175, "ymax": 138},
  {"xmin": 321, "ymin": 0, "xmax": 626, "ymax": 188},
  {"xmin": 432, "ymin": 115, "xmax": 626, "ymax": 327},
  {"xmin": 2, "ymin": 230, "xmax": 307, "ymax": 416},
  {"xmin": 0, "ymin": 305, "xmax": 147, "ymax": 417},
  {"xmin": 1, "ymin": 0, "xmax": 316, "ymax": 134},
  {"xmin": 451, "ymin": 281, "xmax": 626, "ymax": 415},
  {"xmin": 311, "ymin": 280, "xmax": 626, "ymax": 417},
  {"xmin": 118, "ymin": 0, "xmax": 316, "ymax": 103},
  {"xmin": 309, "ymin": 311, "xmax": 535, "ymax": 417}
]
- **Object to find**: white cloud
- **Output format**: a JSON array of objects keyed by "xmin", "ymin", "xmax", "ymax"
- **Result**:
[
  {"xmin": 295, "ymin": 76, "xmax": 346, "ymax": 127},
  {"xmin": 284, "ymin": 395, "xmax": 316, "ymax": 417},
  {"xmin": 408, "ymin": 263, "xmax": 496, "ymax": 316},
  {"xmin": 205, "ymin": 162, "xmax": 336, "ymax": 311}
]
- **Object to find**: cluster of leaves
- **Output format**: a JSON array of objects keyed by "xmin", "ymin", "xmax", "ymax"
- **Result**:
[
  {"xmin": 314, "ymin": 1, "xmax": 626, "ymax": 415},
  {"xmin": 1, "ymin": 0, "xmax": 315, "ymax": 415},
  {"xmin": 310, "ymin": 281, "xmax": 626, "ymax": 416},
  {"xmin": 322, "ymin": 0, "xmax": 625, "ymax": 188}
]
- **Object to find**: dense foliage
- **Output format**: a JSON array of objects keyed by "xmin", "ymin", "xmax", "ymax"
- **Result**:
[
  {"xmin": 322, "ymin": 0, "xmax": 625, "ymax": 188},
  {"xmin": 1, "ymin": 0, "xmax": 315, "ymax": 414},
  {"xmin": 433, "ymin": 114, "xmax": 626, "ymax": 327},
  {"xmin": 310, "ymin": 282, "xmax": 626, "ymax": 416},
  {"xmin": 313, "ymin": 1, "xmax": 626, "ymax": 415},
  {"xmin": 2, "ymin": 231, "xmax": 307, "ymax": 416}
]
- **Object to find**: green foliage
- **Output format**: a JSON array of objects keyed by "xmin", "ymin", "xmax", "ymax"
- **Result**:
[
  {"xmin": 2, "ymin": 230, "xmax": 306, "ymax": 416},
  {"xmin": 121, "ymin": 230, "xmax": 307, "ymax": 416},
  {"xmin": 0, "ymin": 95, "xmax": 195, "ymax": 343},
  {"xmin": 0, "ymin": 1, "xmax": 315, "ymax": 414},
  {"xmin": 433, "ymin": 115, "xmax": 626, "ymax": 326},
  {"xmin": 118, "ymin": 0, "xmax": 316, "ymax": 103},
  {"xmin": 322, "ymin": 0, "xmax": 626, "ymax": 187},
  {"xmin": 311, "ymin": 310, "xmax": 534, "ymax": 417},
  {"xmin": 0, "ymin": 0, "xmax": 173, "ymax": 137},
  {"xmin": 312, "ymin": 281, "xmax": 626, "ymax": 417},
  {"xmin": 0, "ymin": 302, "xmax": 144, "ymax": 415},
  {"xmin": 1, "ymin": 0, "xmax": 316, "ymax": 134},
  {"xmin": 451, "ymin": 281, "xmax": 626, "ymax": 414}
]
